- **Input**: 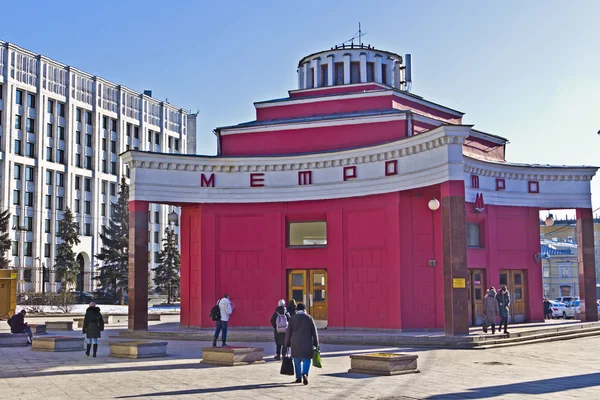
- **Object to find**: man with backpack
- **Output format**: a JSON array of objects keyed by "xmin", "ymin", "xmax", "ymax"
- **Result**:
[
  {"xmin": 270, "ymin": 299, "xmax": 291, "ymax": 360},
  {"xmin": 211, "ymin": 294, "xmax": 232, "ymax": 347}
]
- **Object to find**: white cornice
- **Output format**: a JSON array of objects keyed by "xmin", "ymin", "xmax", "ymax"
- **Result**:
[
  {"xmin": 464, "ymin": 157, "xmax": 597, "ymax": 181},
  {"xmin": 219, "ymin": 113, "xmax": 407, "ymax": 136},
  {"xmin": 288, "ymin": 82, "xmax": 389, "ymax": 96}
]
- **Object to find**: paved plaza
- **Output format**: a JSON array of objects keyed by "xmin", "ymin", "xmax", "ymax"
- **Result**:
[{"xmin": 1, "ymin": 322, "xmax": 599, "ymax": 399}]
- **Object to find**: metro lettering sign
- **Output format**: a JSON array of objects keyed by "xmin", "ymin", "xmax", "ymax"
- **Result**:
[{"xmin": 198, "ymin": 161, "xmax": 402, "ymax": 188}]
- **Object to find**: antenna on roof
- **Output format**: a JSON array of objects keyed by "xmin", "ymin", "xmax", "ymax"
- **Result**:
[
  {"xmin": 402, "ymin": 54, "xmax": 413, "ymax": 92},
  {"xmin": 337, "ymin": 23, "xmax": 367, "ymax": 48}
]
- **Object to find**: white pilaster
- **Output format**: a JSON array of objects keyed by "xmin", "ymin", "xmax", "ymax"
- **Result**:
[
  {"xmin": 359, "ymin": 53, "xmax": 367, "ymax": 83},
  {"xmin": 327, "ymin": 55, "xmax": 334, "ymax": 86},
  {"xmin": 303, "ymin": 62, "xmax": 311, "ymax": 89},
  {"xmin": 343, "ymin": 53, "xmax": 351, "ymax": 85},
  {"xmin": 312, "ymin": 57, "xmax": 321, "ymax": 88}
]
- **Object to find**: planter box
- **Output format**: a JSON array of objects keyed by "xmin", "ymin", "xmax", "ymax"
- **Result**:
[
  {"xmin": 73, "ymin": 318, "xmax": 85, "ymax": 328},
  {"xmin": 0, "ymin": 333, "xmax": 29, "ymax": 347},
  {"xmin": 45, "ymin": 321, "xmax": 73, "ymax": 331},
  {"xmin": 109, "ymin": 340, "xmax": 168, "ymax": 359},
  {"xmin": 31, "ymin": 336, "xmax": 84, "ymax": 352},
  {"xmin": 348, "ymin": 353, "xmax": 419, "ymax": 376},
  {"xmin": 29, "ymin": 324, "xmax": 47, "ymax": 335},
  {"xmin": 201, "ymin": 346, "xmax": 265, "ymax": 366}
]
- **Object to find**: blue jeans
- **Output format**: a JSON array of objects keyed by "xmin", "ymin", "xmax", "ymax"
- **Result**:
[
  {"xmin": 22, "ymin": 326, "xmax": 32, "ymax": 341},
  {"xmin": 293, "ymin": 358, "xmax": 311, "ymax": 379},
  {"xmin": 214, "ymin": 320, "xmax": 228, "ymax": 342},
  {"xmin": 86, "ymin": 338, "xmax": 98, "ymax": 345}
]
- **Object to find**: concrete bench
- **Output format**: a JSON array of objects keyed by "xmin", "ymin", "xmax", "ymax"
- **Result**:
[
  {"xmin": 73, "ymin": 318, "xmax": 85, "ymax": 328},
  {"xmin": 29, "ymin": 324, "xmax": 47, "ymax": 335},
  {"xmin": 45, "ymin": 321, "xmax": 73, "ymax": 331},
  {"xmin": 109, "ymin": 340, "xmax": 168, "ymax": 359},
  {"xmin": 0, "ymin": 333, "xmax": 29, "ymax": 347},
  {"xmin": 201, "ymin": 346, "xmax": 265, "ymax": 366},
  {"xmin": 107, "ymin": 314, "xmax": 160, "ymax": 324},
  {"xmin": 348, "ymin": 353, "xmax": 419, "ymax": 376},
  {"xmin": 31, "ymin": 336, "xmax": 84, "ymax": 352}
]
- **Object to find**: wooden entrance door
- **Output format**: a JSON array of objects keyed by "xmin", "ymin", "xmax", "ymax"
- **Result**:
[
  {"xmin": 468, "ymin": 269, "xmax": 485, "ymax": 326},
  {"xmin": 287, "ymin": 269, "xmax": 328, "ymax": 322},
  {"xmin": 499, "ymin": 270, "xmax": 527, "ymax": 323}
]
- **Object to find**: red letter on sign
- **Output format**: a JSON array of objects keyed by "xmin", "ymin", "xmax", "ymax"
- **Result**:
[
  {"xmin": 343, "ymin": 166, "xmax": 357, "ymax": 181},
  {"xmin": 250, "ymin": 173, "xmax": 265, "ymax": 187},
  {"xmin": 298, "ymin": 171, "xmax": 312, "ymax": 185},
  {"xmin": 385, "ymin": 160, "xmax": 397, "ymax": 176},
  {"xmin": 200, "ymin": 173, "xmax": 215, "ymax": 187}
]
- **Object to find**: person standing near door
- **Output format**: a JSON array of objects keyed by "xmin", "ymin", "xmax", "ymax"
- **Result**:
[
  {"xmin": 287, "ymin": 299, "xmax": 297, "ymax": 317},
  {"xmin": 270, "ymin": 299, "xmax": 291, "ymax": 360},
  {"xmin": 213, "ymin": 294, "xmax": 233, "ymax": 347},
  {"xmin": 285, "ymin": 303, "xmax": 319, "ymax": 385},
  {"xmin": 482, "ymin": 288, "xmax": 499, "ymax": 334},
  {"xmin": 497, "ymin": 286, "xmax": 511, "ymax": 334}
]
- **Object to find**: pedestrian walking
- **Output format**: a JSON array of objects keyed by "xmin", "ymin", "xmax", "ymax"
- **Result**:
[
  {"xmin": 285, "ymin": 303, "xmax": 319, "ymax": 385},
  {"xmin": 7, "ymin": 310, "xmax": 32, "ymax": 344},
  {"xmin": 270, "ymin": 299, "xmax": 291, "ymax": 360},
  {"xmin": 82, "ymin": 302, "xmax": 104, "ymax": 357},
  {"xmin": 482, "ymin": 288, "xmax": 499, "ymax": 334},
  {"xmin": 497, "ymin": 286, "xmax": 511, "ymax": 334},
  {"xmin": 212, "ymin": 294, "xmax": 232, "ymax": 347},
  {"xmin": 543, "ymin": 298, "xmax": 552, "ymax": 319},
  {"xmin": 287, "ymin": 299, "xmax": 297, "ymax": 317}
]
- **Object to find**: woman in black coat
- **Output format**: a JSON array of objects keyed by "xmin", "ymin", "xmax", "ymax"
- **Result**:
[
  {"xmin": 82, "ymin": 302, "xmax": 105, "ymax": 357},
  {"xmin": 287, "ymin": 299, "xmax": 297, "ymax": 317},
  {"xmin": 285, "ymin": 303, "xmax": 319, "ymax": 385},
  {"xmin": 270, "ymin": 299, "xmax": 291, "ymax": 360}
]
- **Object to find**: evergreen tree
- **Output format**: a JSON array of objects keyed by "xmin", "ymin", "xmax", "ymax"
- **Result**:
[
  {"xmin": 0, "ymin": 209, "xmax": 11, "ymax": 268},
  {"xmin": 97, "ymin": 176, "xmax": 129, "ymax": 304},
  {"xmin": 153, "ymin": 227, "xmax": 180, "ymax": 304},
  {"xmin": 54, "ymin": 207, "xmax": 81, "ymax": 299}
]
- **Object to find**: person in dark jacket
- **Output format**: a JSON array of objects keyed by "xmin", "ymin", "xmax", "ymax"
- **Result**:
[
  {"xmin": 82, "ymin": 302, "xmax": 104, "ymax": 357},
  {"xmin": 285, "ymin": 303, "xmax": 319, "ymax": 385},
  {"xmin": 7, "ymin": 310, "xmax": 32, "ymax": 343},
  {"xmin": 543, "ymin": 298, "xmax": 552, "ymax": 319},
  {"xmin": 497, "ymin": 286, "xmax": 510, "ymax": 334},
  {"xmin": 270, "ymin": 299, "xmax": 291, "ymax": 360},
  {"xmin": 287, "ymin": 299, "xmax": 297, "ymax": 317},
  {"xmin": 482, "ymin": 288, "xmax": 499, "ymax": 334}
]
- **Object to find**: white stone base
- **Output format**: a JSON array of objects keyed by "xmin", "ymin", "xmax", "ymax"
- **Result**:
[
  {"xmin": 29, "ymin": 324, "xmax": 47, "ymax": 335},
  {"xmin": 348, "ymin": 353, "xmax": 419, "ymax": 376},
  {"xmin": 109, "ymin": 340, "xmax": 168, "ymax": 359},
  {"xmin": 31, "ymin": 336, "xmax": 84, "ymax": 352},
  {"xmin": 45, "ymin": 321, "xmax": 73, "ymax": 331},
  {"xmin": 0, "ymin": 333, "xmax": 29, "ymax": 347},
  {"xmin": 201, "ymin": 346, "xmax": 265, "ymax": 366}
]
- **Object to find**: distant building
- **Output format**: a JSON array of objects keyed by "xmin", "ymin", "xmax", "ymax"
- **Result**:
[
  {"xmin": 540, "ymin": 219, "xmax": 600, "ymax": 293},
  {"xmin": 0, "ymin": 40, "xmax": 196, "ymax": 294}
]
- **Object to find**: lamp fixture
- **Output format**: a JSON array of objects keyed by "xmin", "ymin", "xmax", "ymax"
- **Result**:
[
  {"xmin": 428, "ymin": 197, "xmax": 440, "ymax": 211},
  {"xmin": 545, "ymin": 213, "xmax": 554, "ymax": 227},
  {"xmin": 168, "ymin": 208, "xmax": 179, "ymax": 225}
]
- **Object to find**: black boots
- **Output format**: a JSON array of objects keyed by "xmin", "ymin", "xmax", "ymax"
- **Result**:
[
  {"xmin": 491, "ymin": 324, "xmax": 496, "ymax": 334},
  {"xmin": 92, "ymin": 344, "xmax": 98, "ymax": 357},
  {"xmin": 212, "ymin": 339, "xmax": 217, "ymax": 347},
  {"xmin": 85, "ymin": 344, "xmax": 91, "ymax": 357},
  {"xmin": 222, "ymin": 340, "xmax": 227, "ymax": 347}
]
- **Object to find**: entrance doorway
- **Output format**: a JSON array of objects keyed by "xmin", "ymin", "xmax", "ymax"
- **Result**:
[
  {"xmin": 499, "ymin": 269, "xmax": 527, "ymax": 323},
  {"xmin": 287, "ymin": 270, "xmax": 328, "ymax": 322},
  {"xmin": 468, "ymin": 269, "xmax": 485, "ymax": 326},
  {"xmin": 76, "ymin": 254, "xmax": 85, "ymax": 292}
]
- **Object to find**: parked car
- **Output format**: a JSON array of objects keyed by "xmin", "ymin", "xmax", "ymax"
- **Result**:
[
  {"xmin": 549, "ymin": 300, "xmax": 566, "ymax": 319},
  {"xmin": 92, "ymin": 290, "xmax": 117, "ymax": 305},
  {"xmin": 555, "ymin": 296, "xmax": 578, "ymax": 304},
  {"xmin": 69, "ymin": 291, "xmax": 95, "ymax": 304}
]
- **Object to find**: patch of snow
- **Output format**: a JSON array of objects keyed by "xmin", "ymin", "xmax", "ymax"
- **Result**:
[{"xmin": 16, "ymin": 304, "xmax": 179, "ymax": 314}]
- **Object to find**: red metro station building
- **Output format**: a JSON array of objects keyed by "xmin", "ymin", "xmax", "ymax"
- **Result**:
[{"xmin": 123, "ymin": 44, "xmax": 598, "ymax": 334}]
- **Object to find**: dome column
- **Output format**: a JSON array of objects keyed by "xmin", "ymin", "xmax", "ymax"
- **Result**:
[
  {"xmin": 327, "ymin": 54, "xmax": 334, "ymax": 86},
  {"xmin": 359, "ymin": 52, "xmax": 367, "ymax": 83},
  {"xmin": 374, "ymin": 54, "xmax": 383, "ymax": 83},
  {"xmin": 303, "ymin": 61, "xmax": 312, "ymax": 89},
  {"xmin": 312, "ymin": 57, "xmax": 321, "ymax": 88},
  {"xmin": 343, "ymin": 53, "xmax": 351, "ymax": 85}
]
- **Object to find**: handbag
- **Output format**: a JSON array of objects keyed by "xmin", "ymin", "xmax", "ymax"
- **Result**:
[
  {"xmin": 280, "ymin": 349, "xmax": 295, "ymax": 376},
  {"xmin": 312, "ymin": 347, "xmax": 322, "ymax": 368}
]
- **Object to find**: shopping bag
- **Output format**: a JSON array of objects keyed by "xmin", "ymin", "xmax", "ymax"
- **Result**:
[
  {"xmin": 280, "ymin": 356, "xmax": 295, "ymax": 375},
  {"xmin": 312, "ymin": 348, "xmax": 322, "ymax": 368}
]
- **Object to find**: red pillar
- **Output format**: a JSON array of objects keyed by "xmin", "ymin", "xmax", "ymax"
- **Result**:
[
  {"xmin": 128, "ymin": 200, "xmax": 149, "ymax": 331},
  {"xmin": 576, "ymin": 208, "xmax": 598, "ymax": 322},
  {"xmin": 441, "ymin": 181, "xmax": 469, "ymax": 335}
]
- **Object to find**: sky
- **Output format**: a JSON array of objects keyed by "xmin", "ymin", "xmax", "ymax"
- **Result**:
[{"xmin": 2, "ymin": 0, "xmax": 599, "ymax": 216}]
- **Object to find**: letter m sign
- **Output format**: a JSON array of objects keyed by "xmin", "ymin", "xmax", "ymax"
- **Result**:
[{"xmin": 200, "ymin": 173, "xmax": 215, "ymax": 187}]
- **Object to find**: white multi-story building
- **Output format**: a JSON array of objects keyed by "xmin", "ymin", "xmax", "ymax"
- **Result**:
[{"xmin": 0, "ymin": 41, "xmax": 196, "ymax": 294}]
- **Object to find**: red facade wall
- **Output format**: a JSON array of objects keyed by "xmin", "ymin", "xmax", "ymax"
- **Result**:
[
  {"xmin": 466, "ymin": 203, "xmax": 543, "ymax": 322},
  {"xmin": 220, "ymin": 120, "xmax": 407, "ymax": 156},
  {"xmin": 288, "ymin": 84, "xmax": 384, "ymax": 98},
  {"xmin": 179, "ymin": 190, "xmax": 444, "ymax": 330}
]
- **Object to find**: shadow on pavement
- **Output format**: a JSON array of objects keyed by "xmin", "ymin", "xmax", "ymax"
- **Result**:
[
  {"xmin": 115, "ymin": 382, "xmax": 293, "ymax": 398},
  {"xmin": 321, "ymin": 372, "xmax": 374, "ymax": 380},
  {"xmin": 426, "ymin": 372, "xmax": 600, "ymax": 399}
]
